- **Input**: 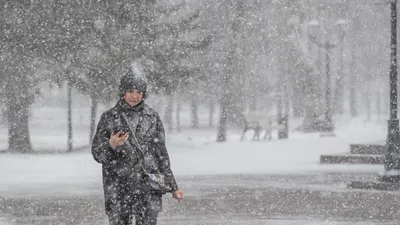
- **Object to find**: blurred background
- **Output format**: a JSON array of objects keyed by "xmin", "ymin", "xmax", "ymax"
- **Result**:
[{"xmin": 0, "ymin": 0, "xmax": 392, "ymax": 153}]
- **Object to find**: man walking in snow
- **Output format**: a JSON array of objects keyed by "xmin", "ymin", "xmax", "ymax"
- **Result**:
[{"xmin": 91, "ymin": 63, "xmax": 184, "ymax": 225}]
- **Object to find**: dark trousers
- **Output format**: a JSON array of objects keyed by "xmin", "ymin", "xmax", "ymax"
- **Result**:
[
  {"xmin": 108, "ymin": 193, "xmax": 159, "ymax": 225},
  {"xmin": 107, "ymin": 178, "xmax": 161, "ymax": 225}
]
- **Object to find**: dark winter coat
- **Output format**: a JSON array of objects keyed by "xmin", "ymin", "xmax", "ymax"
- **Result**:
[{"xmin": 91, "ymin": 99, "xmax": 179, "ymax": 215}]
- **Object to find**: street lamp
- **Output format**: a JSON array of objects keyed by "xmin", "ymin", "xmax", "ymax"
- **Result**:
[
  {"xmin": 348, "ymin": 0, "xmax": 400, "ymax": 190},
  {"xmin": 308, "ymin": 20, "xmax": 336, "ymax": 133},
  {"xmin": 334, "ymin": 19, "xmax": 347, "ymax": 115},
  {"xmin": 381, "ymin": 0, "xmax": 400, "ymax": 182}
]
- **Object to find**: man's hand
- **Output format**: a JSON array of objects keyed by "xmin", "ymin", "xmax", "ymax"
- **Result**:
[
  {"xmin": 172, "ymin": 190, "xmax": 184, "ymax": 202},
  {"xmin": 110, "ymin": 130, "xmax": 129, "ymax": 149}
]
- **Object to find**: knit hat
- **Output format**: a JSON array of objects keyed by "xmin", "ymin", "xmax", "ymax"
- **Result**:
[{"xmin": 119, "ymin": 62, "xmax": 147, "ymax": 94}]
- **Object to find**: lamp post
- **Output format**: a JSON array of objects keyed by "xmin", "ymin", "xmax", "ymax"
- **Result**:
[
  {"xmin": 348, "ymin": 0, "xmax": 400, "ymax": 190},
  {"xmin": 308, "ymin": 20, "xmax": 336, "ymax": 133},
  {"xmin": 334, "ymin": 19, "xmax": 347, "ymax": 115},
  {"xmin": 323, "ymin": 41, "xmax": 335, "ymax": 132},
  {"xmin": 381, "ymin": 0, "xmax": 400, "ymax": 182}
]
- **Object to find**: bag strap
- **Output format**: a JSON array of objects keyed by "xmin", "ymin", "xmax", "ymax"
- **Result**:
[
  {"xmin": 121, "ymin": 112, "xmax": 140, "ymax": 149},
  {"xmin": 121, "ymin": 112, "xmax": 148, "ymax": 175}
]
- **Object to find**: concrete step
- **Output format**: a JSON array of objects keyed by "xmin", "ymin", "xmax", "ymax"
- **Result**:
[
  {"xmin": 350, "ymin": 143, "xmax": 385, "ymax": 155},
  {"xmin": 348, "ymin": 180, "xmax": 400, "ymax": 191},
  {"xmin": 320, "ymin": 153, "xmax": 384, "ymax": 164}
]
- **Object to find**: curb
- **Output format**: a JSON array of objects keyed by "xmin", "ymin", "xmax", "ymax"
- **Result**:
[{"xmin": 320, "ymin": 154, "xmax": 384, "ymax": 164}]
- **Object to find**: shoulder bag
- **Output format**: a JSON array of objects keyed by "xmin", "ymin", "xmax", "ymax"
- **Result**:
[{"xmin": 121, "ymin": 112, "xmax": 174, "ymax": 193}]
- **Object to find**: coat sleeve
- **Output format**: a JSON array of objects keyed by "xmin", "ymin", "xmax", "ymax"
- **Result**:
[
  {"xmin": 91, "ymin": 112, "xmax": 118, "ymax": 165},
  {"xmin": 154, "ymin": 114, "xmax": 179, "ymax": 192}
]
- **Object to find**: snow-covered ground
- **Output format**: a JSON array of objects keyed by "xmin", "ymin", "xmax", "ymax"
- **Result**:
[
  {"xmin": 0, "ymin": 103, "xmax": 387, "ymax": 198},
  {"xmin": 158, "ymin": 218, "xmax": 395, "ymax": 225},
  {"xmin": 0, "ymin": 100, "xmax": 393, "ymax": 224}
]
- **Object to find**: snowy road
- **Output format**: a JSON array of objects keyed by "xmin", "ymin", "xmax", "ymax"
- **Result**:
[{"xmin": 1, "ymin": 173, "xmax": 400, "ymax": 225}]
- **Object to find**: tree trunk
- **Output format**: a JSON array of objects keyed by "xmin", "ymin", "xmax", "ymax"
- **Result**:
[
  {"xmin": 67, "ymin": 81, "xmax": 73, "ymax": 152},
  {"xmin": 324, "ymin": 47, "xmax": 333, "ymax": 129},
  {"xmin": 333, "ymin": 37, "xmax": 345, "ymax": 115},
  {"xmin": 191, "ymin": 94, "xmax": 199, "ymax": 128},
  {"xmin": 217, "ymin": 69, "xmax": 231, "ymax": 142},
  {"xmin": 284, "ymin": 79, "xmax": 290, "ymax": 119},
  {"xmin": 217, "ymin": 99, "xmax": 228, "ymax": 142},
  {"xmin": 349, "ymin": 78, "xmax": 357, "ymax": 116},
  {"xmin": 164, "ymin": 94, "xmax": 174, "ymax": 133},
  {"xmin": 292, "ymin": 83, "xmax": 304, "ymax": 117},
  {"xmin": 366, "ymin": 87, "xmax": 371, "ymax": 122},
  {"xmin": 209, "ymin": 98, "xmax": 215, "ymax": 127},
  {"xmin": 249, "ymin": 93, "xmax": 257, "ymax": 112},
  {"xmin": 7, "ymin": 95, "xmax": 33, "ymax": 153},
  {"xmin": 377, "ymin": 89, "xmax": 381, "ymax": 122},
  {"xmin": 217, "ymin": 0, "xmax": 243, "ymax": 142},
  {"xmin": 349, "ymin": 19, "xmax": 358, "ymax": 117},
  {"xmin": 301, "ymin": 68, "xmax": 321, "ymax": 132},
  {"xmin": 333, "ymin": 77, "xmax": 344, "ymax": 115},
  {"xmin": 176, "ymin": 93, "xmax": 181, "ymax": 132},
  {"xmin": 89, "ymin": 94, "xmax": 97, "ymax": 143},
  {"xmin": 366, "ymin": 77, "xmax": 372, "ymax": 122}
]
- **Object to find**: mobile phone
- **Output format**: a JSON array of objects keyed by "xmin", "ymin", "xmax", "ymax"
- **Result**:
[{"xmin": 113, "ymin": 127, "xmax": 129, "ymax": 137}]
